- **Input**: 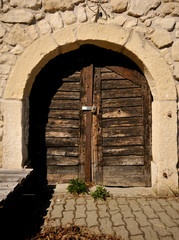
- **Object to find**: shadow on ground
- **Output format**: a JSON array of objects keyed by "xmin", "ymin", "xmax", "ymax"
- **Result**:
[{"xmin": 0, "ymin": 174, "xmax": 55, "ymax": 240}]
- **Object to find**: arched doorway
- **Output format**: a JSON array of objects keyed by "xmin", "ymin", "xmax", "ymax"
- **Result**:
[{"xmin": 29, "ymin": 45, "xmax": 152, "ymax": 186}]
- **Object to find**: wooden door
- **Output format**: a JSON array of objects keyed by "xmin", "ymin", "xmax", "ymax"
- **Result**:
[{"xmin": 80, "ymin": 65, "xmax": 151, "ymax": 187}]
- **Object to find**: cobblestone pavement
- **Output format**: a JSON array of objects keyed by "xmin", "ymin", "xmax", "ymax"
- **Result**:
[{"xmin": 44, "ymin": 185, "xmax": 179, "ymax": 240}]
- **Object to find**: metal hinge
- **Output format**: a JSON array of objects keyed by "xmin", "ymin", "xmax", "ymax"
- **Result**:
[{"xmin": 82, "ymin": 106, "xmax": 97, "ymax": 113}]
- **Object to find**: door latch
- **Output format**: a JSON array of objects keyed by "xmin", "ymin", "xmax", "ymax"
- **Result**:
[{"xmin": 82, "ymin": 106, "xmax": 97, "ymax": 113}]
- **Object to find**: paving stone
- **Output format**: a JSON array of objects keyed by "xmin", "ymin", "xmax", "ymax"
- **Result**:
[
  {"xmin": 157, "ymin": 199, "xmax": 170, "ymax": 206},
  {"xmin": 124, "ymin": 218, "xmax": 142, "ymax": 235},
  {"xmin": 89, "ymin": 226, "xmax": 101, "ymax": 235},
  {"xmin": 61, "ymin": 211, "xmax": 74, "ymax": 225},
  {"xmin": 110, "ymin": 210, "xmax": 125, "ymax": 226},
  {"xmin": 133, "ymin": 211, "xmax": 151, "ymax": 227},
  {"xmin": 76, "ymin": 197, "xmax": 85, "ymax": 205},
  {"xmin": 51, "ymin": 204, "xmax": 63, "ymax": 219},
  {"xmin": 65, "ymin": 199, "xmax": 75, "ymax": 211},
  {"xmin": 86, "ymin": 211, "xmax": 98, "ymax": 227},
  {"xmin": 108, "ymin": 199, "xmax": 118, "ymax": 211},
  {"xmin": 119, "ymin": 204, "xmax": 135, "ymax": 218},
  {"xmin": 49, "ymin": 218, "xmax": 61, "ymax": 227},
  {"xmin": 127, "ymin": 199, "xmax": 141, "ymax": 212},
  {"xmin": 113, "ymin": 226, "xmax": 129, "ymax": 240},
  {"xmin": 149, "ymin": 218, "xmax": 172, "ymax": 237},
  {"xmin": 161, "ymin": 236, "xmax": 174, "ymax": 240},
  {"xmin": 157, "ymin": 211, "xmax": 177, "ymax": 227},
  {"xmin": 149, "ymin": 199, "xmax": 165, "ymax": 212},
  {"xmin": 86, "ymin": 199, "xmax": 97, "ymax": 211},
  {"xmin": 99, "ymin": 217, "xmax": 114, "ymax": 235},
  {"xmin": 164, "ymin": 205, "xmax": 179, "ymax": 220},
  {"xmin": 140, "ymin": 205, "xmax": 158, "ymax": 219},
  {"xmin": 75, "ymin": 204, "xmax": 86, "ymax": 218},
  {"xmin": 74, "ymin": 218, "xmax": 86, "ymax": 227},
  {"xmin": 130, "ymin": 235, "xmax": 145, "ymax": 240},
  {"xmin": 168, "ymin": 227, "xmax": 179, "ymax": 240},
  {"xmin": 141, "ymin": 226, "xmax": 159, "ymax": 240},
  {"xmin": 98, "ymin": 204, "xmax": 110, "ymax": 218},
  {"xmin": 137, "ymin": 198, "xmax": 149, "ymax": 206},
  {"xmin": 168, "ymin": 200, "xmax": 179, "ymax": 211},
  {"xmin": 116, "ymin": 198, "xmax": 128, "ymax": 205},
  {"xmin": 56, "ymin": 197, "xmax": 66, "ymax": 204}
]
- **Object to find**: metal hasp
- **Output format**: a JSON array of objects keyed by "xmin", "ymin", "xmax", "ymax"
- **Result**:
[{"xmin": 82, "ymin": 106, "xmax": 97, "ymax": 113}]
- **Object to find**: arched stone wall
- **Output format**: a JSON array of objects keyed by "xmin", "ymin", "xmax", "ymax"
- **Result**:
[{"xmin": 2, "ymin": 23, "xmax": 178, "ymax": 195}]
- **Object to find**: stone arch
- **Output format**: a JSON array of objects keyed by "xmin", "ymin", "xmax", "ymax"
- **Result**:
[{"xmin": 2, "ymin": 23, "xmax": 178, "ymax": 195}]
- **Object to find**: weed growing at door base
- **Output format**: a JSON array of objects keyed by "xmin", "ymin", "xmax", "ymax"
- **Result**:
[
  {"xmin": 90, "ymin": 186, "xmax": 111, "ymax": 201},
  {"xmin": 67, "ymin": 178, "xmax": 89, "ymax": 195}
]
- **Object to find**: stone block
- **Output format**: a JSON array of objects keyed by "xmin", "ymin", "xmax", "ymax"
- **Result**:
[
  {"xmin": 0, "ymin": 64, "xmax": 11, "ymax": 75},
  {"xmin": 2, "ymin": 9, "xmax": 34, "ymax": 24},
  {"xmin": 125, "ymin": 218, "xmax": 142, "ymax": 235},
  {"xmin": 133, "ymin": 211, "xmax": 151, "ymax": 227},
  {"xmin": 44, "ymin": 0, "xmax": 74, "ymax": 12},
  {"xmin": 86, "ymin": 211, "xmax": 98, "ymax": 227},
  {"xmin": 0, "ymin": 23, "xmax": 6, "ymax": 38},
  {"xmin": 157, "ymin": 3, "xmax": 179, "ymax": 17},
  {"xmin": 99, "ymin": 217, "xmax": 114, "ymax": 235},
  {"xmin": 10, "ymin": 45, "xmax": 24, "ymax": 55},
  {"xmin": 172, "ymin": 40, "xmax": 179, "ymax": 61},
  {"xmin": 150, "ymin": 29, "xmax": 173, "ymax": 48},
  {"xmin": 110, "ymin": 15, "xmax": 127, "ymax": 26},
  {"xmin": 10, "ymin": 0, "xmax": 42, "ymax": 10},
  {"xmin": 128, "ymin": 0, "xmax": 161, "ymax": 17},
  {"xmin": 125, "ymin": 19, "xmax": 138, "ymax": 28},
  {"xmin": 111, "ymin": 0, "xmax": 128, "ymax": 13},
  {"xmin": 174, "ymin": 62, "xmax": 179, "ymax": 80},
  {"xmin": 76, "ymin": 6, "xmax": 87, "ymax": 23},
  {"xmin": 37, "ymin": 19, "xmax": 52, "ymax": 35},
  {"xmin": 0, "ymin": 53, "xmax": 16, "ymax": 65},
  {"xmin": 154, "ymin": 18, "xmax": 176, "ymax": 31},
  {"xmin": 48, "ymin": 12, "xmax": 64, "ymax": 30},
  {"xmin": 63, "ymin": 11, "xmax": 77, "ymax": 25},
  {"xmin": 27, "ymin": 25, "xmax": 39, "ymax": 41}
]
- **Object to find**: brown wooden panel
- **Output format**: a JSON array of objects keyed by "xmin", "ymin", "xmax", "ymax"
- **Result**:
[
  {"xmin": 101, "ymin": 72, "xmax": 126, "ymax": 80},
  {"xmin": 103, "ymin": 146, "xmax": 144, "ymax": 156},
  {"xmin": 46, "ymin": 128, "xmax": 78, "ymax": 138},
  {"xmin": 55, "ymin": 91, "xmax": 80, "ymax": 100},
  {"xmin": 102, "ymin": 88, "xmax": 141, "ymax": 99},
  {"xmin": 46, "ymin": 156, "xmax": 79, "ymax": 166},
  {"xmin": 47, "ymin": 119, "xmax": 79, "ymax": 128},
  {"xmin": 103, "ymin": 166, "xmax": 146, "ymax": 186},
  {"xmin": 48, "ymin": 110, "xmax": 79, "ymax": 119},
  {"xmin": 102, "ymin": 98, "xmax": 142, "ymax": 108},
  {"xmin": 103, "ymin": 126, "xmax": 143, "ymax": 138},
  {"xmin": 62, "ymin": 72, "xmax": 81, "ymax": 82},
  {"xmin": 50, "ymin": 100, "xmax": 80, "ymax": 110},
  {"xmin": 102, "ymin": 106, "xmax": 142, "ymax": 118},
  {"xmin": 58, "ymin": 82, "xmax": 80, "ymax": 91},
  {"xmin": 103, "ymin": 136, "xmax": 143, "ymax": 147},
  {"xmin": 47, "ymin": 147, "xmax": 78, "ymax": 157},
  {"xmin": 46, "ymin": 137, "xmax": 78, "ymax": 147},
  {"xmin": 103, "ymin": 156, "xmax": 144, "ymax": 166},
  {"xmin": 102, "ymin": 80, "xmax": 139, "ymax": 89},
  {"xmin": 102, "ymin": 117, "xmax": 143, "ymax": 127}
]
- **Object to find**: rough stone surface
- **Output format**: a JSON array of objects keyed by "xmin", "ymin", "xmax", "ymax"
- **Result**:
[
  {"xmin": 10, "ymin": 45, "xmax": 24, "ymax": 55},
  {"xmin": 0, "ymin": 53, "xmax": 16, "ymax": 66},
  {"xmin": 110, "ymin": 15, "xmax": 127, "ymax": 26},
  {"xmin": 157, "ymin": 3, "xmax": 179, "ymax": 16},
  {"xmin": 0, "ymin": 64, "xmax": 11, "ymax": 75},
  {"xmin": 48, "ymin": 13, "xmax": 64, "ymax": 30},
  {"xmin": 2, "ymin": 9, "xmax": 34, "ymax": 24},
  {"xmin": 174, "ymin": 62, "xmax": 179, "ymax": 80},
  {"xmin": 153, "ymin": 18, "xmax": 176, "ymax": 31},
  {"xmin": 125, "ymin": 19, "xmax": 138, "ymax": 28},
  {"xmin": 63, "ymin": 11, "xmax": 77, "ymax": 25},
  {"xmin": 172, "ymin": 40, "xmax": 179, "ymax": 61},
  {"xmin": 111, "ymin": 0, "xmax": 128, "ymax": 13},
  {"xmin": 76, "ymin": 6, "xmax": 87, "ymax": 23},
  {"xmin": 27, "ymin": 25, "xmax": 39, "ymax": 41},
  {"xmin": 150, "ymin": 29, "xmax": 173, "ymax": 48},
  {"xmin": 0, "ymin": 23, "xmax": 6, "ymax": 38},
  {"xmin": 37, "ymin": 19, "xmax": 52, "ymax": 35},
  {"xmin": 10, "ymin": 0, "xmax": 42, "ymax": 10},
  {"xmin": 128, "ymin": 0, "xmax": 161, "ymax": 17},
  {"xmin": 44, "ymin": 0, "xmax": 74, "ymax": 12}
]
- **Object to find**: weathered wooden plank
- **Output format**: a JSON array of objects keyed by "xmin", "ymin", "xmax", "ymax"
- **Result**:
[
  {"xmin": 62, "ymin": 73, "xmax": 81, "ymax": 82},
  {"xmin": 103, "ymin": 136, "xmax": 143, "ymax": 146},
  {"xmin": 103, "ymin": 166, "xmax": 146, "ymax": 186},
  {"xmin": 46, "ymin": 137, "xmax": 79, "ymax": 147},
  {"xmin": 55, "ymin": 91, "xmax": 80, "ymax": 100},
  {"xmin": 102, "ymin": 88, "xmax": 141, "ymax": 99},
  {"xmin": 47, "ymin": 119, "xmax": 79, "ymax": 128},
  {"xmin": 47, "ymin": 147, "xmax": 79, "ymax": 157},
  {"xmin": 102, "ymin": 106, "xmax": 143, "ymax": 118},
  {"xmin": 47, "ymin": 156, "xmax": 79, "ymax": 166},
  {"xmin": 102, "ymin": 126, "xmax": 143, "ymax": 137},
  {"xmin": 100, "ymin": 68, "xmax": 112, "ymax": 73},
  {"xmin": 102, "ymin": 98, "xmax": 142, "ymax": 108},
  {"xmin": 58, "ymin": 82, "xmax": 80, "ymax": 91},
  {"xmin": 102, "ymin": 80, "xmax": 139, "ymax": 89},
  {"xmin": 48, "ymin": 110, "xmax": 79, "ymax": 119},
  {"xmin": 46, "ymin": 128, "xmax": 79, "ymax": 138},
  {"xmin": 50, "ymin": 100, "xmax": 80, "ymax": 110},
  {"xmin": 102, "ymin": 117, "xmax": 143, "ymax": 127},
  {"xmin": 101, "ymin": 72, "xmax": 126, "ymax": 80},
  {"xmin": 103, "ymin": 156, "xmax": 144, "ymax": 166},
  {"xmin": 103, "ymin": 146, "xmax": 144, "ymax": 156}
]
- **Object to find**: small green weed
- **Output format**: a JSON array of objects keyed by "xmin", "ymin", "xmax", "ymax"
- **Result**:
[
  {"xmin": 90, "ymin": 186, "xmax": 111, "ymax": 201},
  {"xmin": 67, "ymin": 178, "xmax": 89, "ymax": 195}
]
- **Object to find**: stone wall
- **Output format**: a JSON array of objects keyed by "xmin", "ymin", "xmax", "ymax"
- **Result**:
[{"xmin": 0, "ymin": 0, "xmax": 179, "ymax": 168}]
